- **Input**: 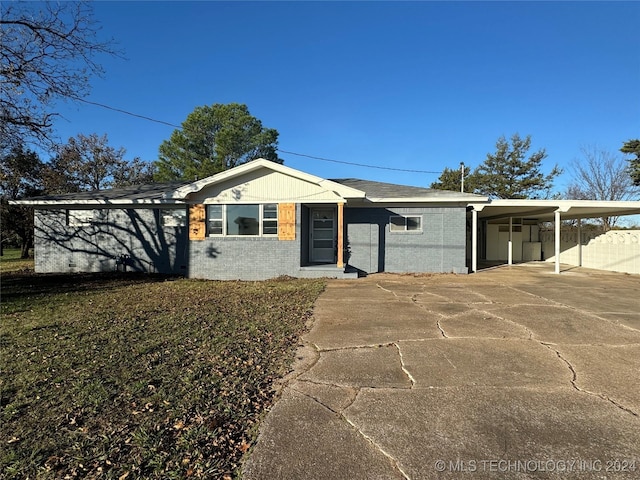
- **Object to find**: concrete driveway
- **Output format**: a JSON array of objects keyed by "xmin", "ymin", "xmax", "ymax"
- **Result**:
[{"xmin": 243, "ymin": 264, "xmax": 640, "ymax": 479}]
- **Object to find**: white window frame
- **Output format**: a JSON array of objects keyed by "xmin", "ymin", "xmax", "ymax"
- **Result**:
[
  {"xmin": 160, "ymin": 208, "xmax": 187, "ymax": 227},
  {"xmin": 262, "ymin": 203, "xmax": 278, "ymax": 236},
  {"xmin": 207, "ymin": 204, "xmax": 278, "ymax": 237},
  {"xmin": 67, "ymin": 209, "xmax": 94, "ymax": 227},
  {"xmin": 207, "ymin": 205, "xmax": 223, "ymax": 235},
  {"xmin": 389, "ymin": 215, "xmax": 422, "ymax": 233}
]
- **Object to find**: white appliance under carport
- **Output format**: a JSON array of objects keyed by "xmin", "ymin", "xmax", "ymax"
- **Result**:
[{"xmin": 468, "ymin": 200, "xmax": 640, "ymax": 274}]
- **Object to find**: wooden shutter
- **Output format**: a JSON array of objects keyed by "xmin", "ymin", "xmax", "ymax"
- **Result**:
[
  {"xmin": 278, "ymin": 203, "xmax": 296, "ymax": 240},
  {"xmin": 189, "ymin": 204, "xmax": 206, "ymax": 240}
]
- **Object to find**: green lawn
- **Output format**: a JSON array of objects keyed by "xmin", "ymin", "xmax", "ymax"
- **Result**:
[
  {"xmin": 0, "ymin": 267, "xmax": 324, "ymax": 479},
  {"xmin": 0, "ymin": 248, "xmax": 34, "ymax": 274}
]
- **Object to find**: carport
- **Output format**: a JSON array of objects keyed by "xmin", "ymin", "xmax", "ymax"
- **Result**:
[{"xmin": 468, "ymin": 200, "xmax": 640, "ymax": 274}]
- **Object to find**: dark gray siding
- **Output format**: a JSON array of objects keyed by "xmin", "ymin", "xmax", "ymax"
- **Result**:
[
  {"xmin": 34, "ymin": 208, "xmax": 188, "ymax": 274},
  {"xmin": 345, "ymin": 207, "xmax": 468, "ymax": 274}
]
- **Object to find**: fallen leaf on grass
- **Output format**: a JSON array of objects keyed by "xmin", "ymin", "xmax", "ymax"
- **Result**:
[{"xmin": 173, "ymin": 420, "xmax": 185, "ymax": 430}]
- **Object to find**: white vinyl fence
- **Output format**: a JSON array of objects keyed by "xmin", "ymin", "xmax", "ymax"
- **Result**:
[{"xmin": 540, "ymin": 229, "xmax": 640, "ymax": 274}]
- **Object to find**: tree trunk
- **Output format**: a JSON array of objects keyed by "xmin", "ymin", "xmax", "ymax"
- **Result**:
[{"xmin": 20, "ymin": 239, "xmax": 31, "ymax": 259}]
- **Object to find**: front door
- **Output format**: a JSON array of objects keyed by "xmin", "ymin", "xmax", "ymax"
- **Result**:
[{"xmin": 310, "ymin": 208, "xmax": 335, "ymax": 263}]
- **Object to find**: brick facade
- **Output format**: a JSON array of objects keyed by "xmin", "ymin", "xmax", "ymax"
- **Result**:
[
  {"xmin": 344, "ymin": 206, "xmax": 468, "ymax": 275},
  {"xmin": 34, "ymin": 208, "xmax": 187, "ymax": 274},
  {"xmin": 34, "ymin": 204, "xmax": 469, "ymax": 278}
]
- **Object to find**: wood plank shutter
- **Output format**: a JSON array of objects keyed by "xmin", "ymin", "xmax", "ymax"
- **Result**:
[
  {"xmin": 189, "ymin": 204, "xmax": 206, "ymax": 240},
  {"xmin": 278, "ymin": 203, "xmax": 296, "ymax": 240}
]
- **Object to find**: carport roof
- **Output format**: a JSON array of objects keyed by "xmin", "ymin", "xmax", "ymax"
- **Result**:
[{"xmin": 469, "ymin": 199, "xmax": 640, "ymax": 221}]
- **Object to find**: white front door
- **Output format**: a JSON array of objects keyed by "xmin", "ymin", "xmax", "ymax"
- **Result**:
[{"xmin": 310, "ymin": 208, "xmax": 335, "ymax": 263}]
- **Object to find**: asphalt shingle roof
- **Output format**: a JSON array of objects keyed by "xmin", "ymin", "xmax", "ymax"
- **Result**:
[
  {"xmin": 25, "ymin": 182, "xmax": 189, "ymax": 202},
  {"xmin": 330, "ymin": 178, "xmax": 485, "ymax": 199},
  {"xmin": 20, "ymin": 177, "xmax": 484, "ymax": 203}
]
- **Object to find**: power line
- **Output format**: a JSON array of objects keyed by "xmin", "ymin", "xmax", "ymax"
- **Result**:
[
  {"xmin": 70, "ymin": 95, "xmax": 182, "ymax": 129},
  {"xmin": 277, "ymin": 149, "xmax": 442, "ymax": 174},
  {"xmin": 72, "ymin": 96, "xmax": 443, "ymax": 174}
]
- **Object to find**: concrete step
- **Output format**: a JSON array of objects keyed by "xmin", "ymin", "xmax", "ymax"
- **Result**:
[{"xmin": 298, "ymin": 265, "xmax": 359, "ymax": 279}]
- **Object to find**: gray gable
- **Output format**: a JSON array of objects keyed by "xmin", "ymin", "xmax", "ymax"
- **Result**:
[{"xmin": 330, "ymin": 178, "xmax": 485, "ymax": 200}]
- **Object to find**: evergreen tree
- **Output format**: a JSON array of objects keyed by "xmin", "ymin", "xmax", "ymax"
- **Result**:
[
  {"xmin": 155, "ymin": 103, "xmax": 282, "ymax": 181},
  {"xmin": 473, "ymin": 134, "xmax": 560, "ymax": 199}
]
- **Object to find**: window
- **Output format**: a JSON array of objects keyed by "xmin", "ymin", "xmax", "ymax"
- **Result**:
[
  {"xmin": 207, "ymin": 205, "xmax": 223, "ymax": 235},
  {"xmin": 67, "ymin": 210, "xmax": 94, "ymax": 227},
  {"xmin": 207, "ymin": 204, "xmax": 278, "ymax": 236},
  {"xmin": 227, "ymin": 205, "xmax": 259, "ymax": 235},
  {"xmin": 389, "ymin": 215, "xmax": 422, "ymax": 232},
  {"xmin": 161, "ymin": 209, "xmax": 187, "ymax": 227},
  {"xmin": 262, "ymin": 203, "xmax": 278, "ymax": 235}
]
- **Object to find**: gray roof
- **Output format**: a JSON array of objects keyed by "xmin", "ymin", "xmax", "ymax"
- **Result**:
[
  {"xmin": 24, "ymin": 182, "xmax": 189, "ymax": 202},
  {"xmin": 330, "ymin": 178, "xmax": 486, "ymax": 199},
  {"xmin": 16, "ymin": 177, "xmax": 485, "ymax": 204}
]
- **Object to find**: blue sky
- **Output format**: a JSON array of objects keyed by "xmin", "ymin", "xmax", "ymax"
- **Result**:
[{"xmin": 50, "ymin": 1, "xmax": 639, "ymax": 192}]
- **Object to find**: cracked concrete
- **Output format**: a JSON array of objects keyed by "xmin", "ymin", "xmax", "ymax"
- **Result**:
[
  {"xmin": 243, "ymin": 264, "xmax": 640, "ymax": 479},
  {"xmin": 300, "ymin": 344, "xmax": 412, "ymax": 389},
  {"xmin": 242, "ymin": 388, "xmax": 405, "ymax": 480},
  {"xmin": 553, "ymin": 344, "xmax": 640, "ymax": 415},
  {"xmin": 438, "ymin": 309, "xmax": 532, "ymax": 339},
  {"xmin": 398, "ymin": 338, "xmax": 570, "ymax": 388}
]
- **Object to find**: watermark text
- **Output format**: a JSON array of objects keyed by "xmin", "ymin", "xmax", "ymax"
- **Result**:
[{"xmin": 434, "ymin": 458, "xmax": 637, "ymax": 474}]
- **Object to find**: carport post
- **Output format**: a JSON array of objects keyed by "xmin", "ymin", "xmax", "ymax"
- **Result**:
[
  {"xmin": 337, "ymin": 202, "xmax": 344, "ymax": 269},
  {"xmin": 472, "ymin": 209, "xmax": 478, "ymax": 272},
  {"xmin": 577, "ymin": 218, "xmax": 582, "ymax": 267},
  {"xmin": 554, "ymin": 210, "xmax": 561, "ymax": 274},
  {"xmin": 508, "ymin": 217, "xmax": 513, "ymax": 265}
]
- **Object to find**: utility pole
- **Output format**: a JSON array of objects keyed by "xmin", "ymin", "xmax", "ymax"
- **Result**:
[{"xmin": 460, "ymin": 162, "xmax": 465, "ymax": 193}]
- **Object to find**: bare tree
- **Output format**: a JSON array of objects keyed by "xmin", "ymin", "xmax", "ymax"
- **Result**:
[
  {"xmin": 46, "ymin": 133, "xmax": 156, "ymax": 193},
  {"xmin": 112, "ymin": 157, "xmax": 157, "ymax": 188},
  {"xmin": 0, "ymin": 1, "xmax": 119, "ymax": 150},
  {"xmin": 565, "ymin": 146, "xmax": 639, "ymax": 230}
]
